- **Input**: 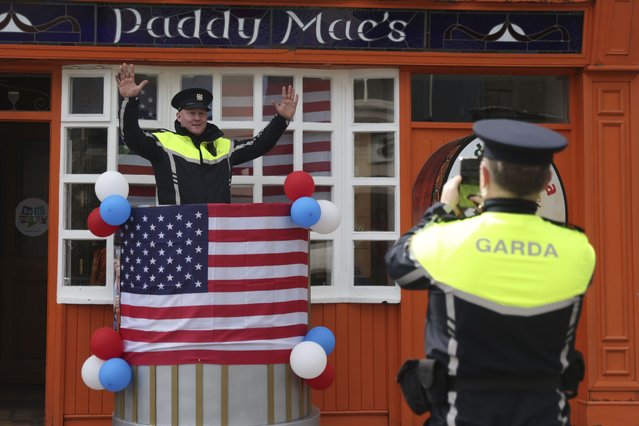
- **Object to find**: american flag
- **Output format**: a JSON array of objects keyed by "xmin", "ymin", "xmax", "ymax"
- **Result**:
[{"xmin": 117, "ymin": 203, "xmax": 310, "ymax": 366}]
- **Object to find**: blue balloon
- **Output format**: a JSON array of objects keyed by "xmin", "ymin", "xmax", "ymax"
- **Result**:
[
  {"xmin": 99, "ymin": 357, "xmax": 132, "ymax": 392},
  {"xmin": 304, "ymin": 326, "xmax": 336, "ymax": 356},
  {"xmin": 290, "ymin": 197, "xmax": 321, "ymax": 228},
  {"xmin": 100, "ymin": 195, "xmax": 131, "ymax": 226}
]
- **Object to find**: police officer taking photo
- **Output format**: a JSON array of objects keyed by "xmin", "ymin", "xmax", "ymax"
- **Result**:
[
  {"xmin": 116, "ymin": 63, "xmax": 298, "ymax": 205},
  {"xmin": 386, "ymin": 119, "xmax": 596, "ymax": 425}
]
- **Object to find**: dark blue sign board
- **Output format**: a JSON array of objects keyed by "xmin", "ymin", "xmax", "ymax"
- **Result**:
[{"xmin": 0, "ymin": 2, "xmax": 583, "ymax": 53}]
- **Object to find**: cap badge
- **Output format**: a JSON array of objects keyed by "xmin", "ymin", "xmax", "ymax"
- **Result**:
[{"xmin": 196, "ymin": 93, "xmax": 203, "ymax": 101}]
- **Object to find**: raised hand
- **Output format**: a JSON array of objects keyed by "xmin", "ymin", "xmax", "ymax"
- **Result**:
[
  {"xmin": 272, "ymin": 85, "xmax": 299, "ymax": 120},
  {"xmin": 115, "ymin": 63, "xmax": 148, "ymax": 98}
]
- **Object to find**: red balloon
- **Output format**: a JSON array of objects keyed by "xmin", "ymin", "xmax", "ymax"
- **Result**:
[
  {"xmin": 284, "ymin": 171, "xmax": 315, "ymax": 201},
  {"xmin": 306, "ymin": 363, "xmax": 335, "ymax": 390},
  {"xmin": 90, "ymin": 327, "xmax": 124, "ymax": 360},
  {"xmin": 88, "ymin": 207, "xmax": 119, "ymax": 237}
]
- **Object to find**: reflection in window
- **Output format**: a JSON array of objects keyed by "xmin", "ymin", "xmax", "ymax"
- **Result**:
[
  {"xmin": 182, "ymin": 75, "xmax": 213, "ymax": 93},
  {"xmin": 71, "ymin": 77, "xmax": 103, "ymax": 114},
  {"xmin": 0, "ymin": 73, "xmax": 50, "ymax": 111},
  {"xmin": 263, "ymin": 185, "xmax": 287, "ymax": 203},
  {"xmin": 354, "ymin": 132, "xmax": 394, "ymax": 178},
  {"xmin": 128, "ymin": 185, "xmax": 157, "ymax": 207},
  {"xmin": 411, "ymin": 74, "xmax": 569, "ymax": 123},
  {"xmin": 354, "ymin": 186, "xmax": 394, "ymax": 232},
  {"xmin": 314, "ymin": 185, "xmax": 332, "ymax": 202},
  {"xmin": 353, "ymin": 240, "xmax": 394, "ymax": 286},
  {"xmin": 231, "ymin": 185, "xmax": 253, "ymax": 203},
  {"xmin": 310, "ymin": 240, "xmax": 332, "ymax": 286},
  {"xmin": 118, "ymin": 74, "xmax": 158, "ymax": 120},
  {"xmin": 64, "ymin": 240, "xmax": 107, "ymax": 286},
  {"xmin": 303, "ymin": 131, "xmax": 331, "ymax": 176},
  {"xmin": 263, "ymin": 130, "xmax": 293, "ymax": 176},
  {"xmin": 227, "ymin": 129, "xmax": 255, "ymax": 176},
  {"xmin": 222, "ymin": 75, "xmax": 253, "ymax": 121},
  {"xmin": 118, "ymin": 132, "xmax": 154, "ymax": 175},
  {"xmin": 354, "ymin": 78, "xmax": 394, "ymax": 123},
  {"xmin": 65, "ymin": 183, "xmax": 100, "ymax": 230},
  {"xmin": 303, "ymin": 77, "xmax": 331, "ymax": 123},
  {"xmin": 66, "ymin": 128, "xmax": 107, "ymax": 174},
  {"xmin": 263, "ymin": 76, "xmax": 293, "ymax": 120}
]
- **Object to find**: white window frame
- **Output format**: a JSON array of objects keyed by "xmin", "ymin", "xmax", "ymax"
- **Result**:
[
  {"xmin": 59, "ymin": 66, "xmax": 118, "ymax": 302},
  {"xmin": 312, "ymin": 70, "xmax": 401, "ymax": 303},
  {"xmin": 61, "ymin": 68, "xmax": 112, "ymax": 122},
  {"xmin": 57, "ymin": 65, "xmax": 400, "ymax": 304}
]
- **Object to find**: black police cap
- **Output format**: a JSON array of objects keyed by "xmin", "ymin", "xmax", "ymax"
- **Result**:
[
  {"xmin": 473, "ymin": 119, "xmax": 567, "ymax": 165},
  {"xmin": 171, "ymin": 88, "xmax": 212, "ymax": 111}
]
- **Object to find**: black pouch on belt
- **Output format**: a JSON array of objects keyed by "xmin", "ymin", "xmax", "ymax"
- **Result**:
[
  {"xmin": 561, "ymin": 351, "xmax": 585, "ymax": 399},
  {"xmin": 396, "ymin": 359, "xmax": 446, "ymax": 414}
]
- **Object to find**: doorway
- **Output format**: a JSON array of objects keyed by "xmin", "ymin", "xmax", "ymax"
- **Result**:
[{"xmin": 0, "ymin": 122, "xmax": 49, "ymax": 424}]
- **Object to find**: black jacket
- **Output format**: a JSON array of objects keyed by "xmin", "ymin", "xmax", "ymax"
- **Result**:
[{"xmin": 120, "ymin": 97, "xmax": 288, "ymax": 205}]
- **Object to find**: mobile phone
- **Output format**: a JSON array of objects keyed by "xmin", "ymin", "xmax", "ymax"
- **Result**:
[{"xmin": 458, "ymin": 157, "xmax": 480, "ymax": 209}]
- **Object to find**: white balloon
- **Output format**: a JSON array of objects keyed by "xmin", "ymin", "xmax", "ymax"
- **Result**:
[
  {"xmin": 95, "ymin": 171, "xmax": 129, "ymax": 201},
  {"xmin": 310, "ymin": 200, "xmax": 341, "ymax": 234},
  {"xmin": 81, "ymin": 355, "xmax": 105, "ymax": 390},
  {"xmin": 289, "ymin": 341, "xmax": 327, "ymax": 379}
]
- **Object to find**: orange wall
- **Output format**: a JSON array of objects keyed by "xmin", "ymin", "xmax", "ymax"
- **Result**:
[
  {"xmin": 310, "ymin": 304, "xmax": 401, "ymax": 426},
  {"xmin": 20, "ymin": 0, "xmax": 637, "ymax": 425},
  {"xmin": 59, "ymin": 306, "xmax": 114, "ymax": 426}
]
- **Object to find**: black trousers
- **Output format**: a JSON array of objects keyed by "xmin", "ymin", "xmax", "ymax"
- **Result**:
[{"xmin": 426, "ymin": 390, "xmax": 571, "ymax": 426}]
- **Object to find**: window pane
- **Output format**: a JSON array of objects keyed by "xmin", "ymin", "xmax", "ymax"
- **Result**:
[
  {"xmin": 71, "ymin": 77, "xmax": 103, "ymax": 114},
  {"xmin": 222, "ymin": 75, "xmax": 253, "ymax": 121},
  {"xmin": 354, "ymin": 240, "xmax": 394, "ymax": 286},
  {"xmin": 231, "ymin": 185, "xmax": 253, "ymax": 203},
  {"xmin": 314, "ymin": 185, "xmax": 332, "ymax": 202},
  {"xmin": 411, "ymin": 74, "xmax": 569, "ymax": 123},
  {"xmin": 64, "ymin": 239, "xmax": 107, "ymax": 286},
  {"xmin": 354, "ymin": 186, "xmax": 395, "ymax": 232},
  {"xmin": 303, "ymin": 131, "xmax": 331, "ymax": 176},
  {"xmin": 310, "ymin": 240, "xmax": 332, "ymax": 286},
  {"xmin": 354, "ymin": 78, "xmax": 394, "ymax": 123},
  {"xmin": 0, "ymin": 73, "xmax": 50, "ymax": 111},
  {"xmin": 303, "ymin": 77, "xmax": 331, "ymax": 123},
  {"xmin": 65, "ymin": 184, "xmax": 99, "ymax": 230},
  {"xmin": 262, "ymin": 76, "xmax": 293, "ymax": 120},
  {"xmin": 263, "ymin": 130, "xmax": 293, "ymax": 176},
  {"xmin": 354, "ymin": 132, "xmax": 394, "ymax": 178},
  {"xmin": 182, "ymin": 75, "xmax": 213, "ymax": 120},
  {"xmin": 182, "ymin": 75, "xmax": 213, "ymax": 93},
  {"xmin": 226, "ymin": 129, "xmax": 255, "ymax": 176},
  {"xmin": 263, "ymin": 185, "xmax": 287, "ymax": 203},
  {"xmin": 118, "ymin": 132, "xmax": 153, "ymax": 175},
  {"xmin": 118, "ymin": 74, "xmax": 158, "ymax": 120},
  {"xmin": 129, "ymin": 185, "xmax": 157, "ymax": 207},
  {"xmin": 66, "ymin": 128, "xmax": 107, "ymax": 174}
]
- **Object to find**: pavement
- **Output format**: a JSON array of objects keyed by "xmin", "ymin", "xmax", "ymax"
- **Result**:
[{"xmin": 0, "ymin": 385, "xmax": 44, "ymax": 426}]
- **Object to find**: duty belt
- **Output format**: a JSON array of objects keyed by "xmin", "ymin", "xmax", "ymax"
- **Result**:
[{"xmin": 447, "ymin": 376, "xmax": 563, "ymax": 392}]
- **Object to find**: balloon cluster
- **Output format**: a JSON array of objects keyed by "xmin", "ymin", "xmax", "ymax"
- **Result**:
[
  {"xmin": 87, "ymin": 171, "xmax": 132, "ymax": 237},
  {"xmin": 285, "ymin": 171, "xmax": 340, "ymax": 233},
  {"xmin": 81, "ymin": 327, "xmax": 132, "ymax": 392},
  {"xmin": 290, "ymin": 326, "xmax": 336, "ymax": 390}
]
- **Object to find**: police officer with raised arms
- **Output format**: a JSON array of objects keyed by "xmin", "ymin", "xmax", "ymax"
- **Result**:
[
  {"xmin": 386, "ymin": 119, "xmax": 596, "ymax": 425},
  {"xmin": 116, "ymin": 63, "xmax": 298, "ymax": 205}
]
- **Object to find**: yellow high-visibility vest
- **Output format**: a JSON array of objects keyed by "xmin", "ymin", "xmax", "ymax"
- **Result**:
[
  {"xmin": 153, "ymin": 131, "xmax": 232, "ymax": 163},
  {"xmin": 410, "ymin": 212, "xmax": 595, "ymax": 309}
]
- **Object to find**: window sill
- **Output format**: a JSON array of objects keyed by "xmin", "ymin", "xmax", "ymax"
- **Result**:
[
  {"xmin": 57, "ymin": 285, "xmax": 114, "ymax": 305},
  {"xmin": 310, "ymin": 285, "xmax": 400, "ymax": 304}
]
